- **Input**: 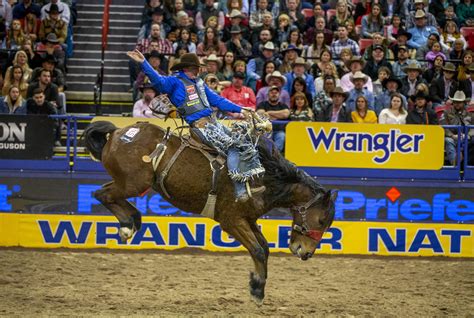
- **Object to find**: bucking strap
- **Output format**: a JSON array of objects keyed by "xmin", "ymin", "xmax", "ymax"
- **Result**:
[{"xmin": 158, "ymin": 142, "xmax": 187, "ymax": 198}]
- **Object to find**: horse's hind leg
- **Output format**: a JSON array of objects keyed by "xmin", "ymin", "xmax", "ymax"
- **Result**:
[
  {"xmin": 250, "ymin": 222, "xmax": 269, "ymax": 279},
  {"xmin": 223, "ymin": 220, "xmax": 268, "ymax": 305},
  {"xmin": 94, "ymin": 182, "xmax": 142, "ymax": 242}
]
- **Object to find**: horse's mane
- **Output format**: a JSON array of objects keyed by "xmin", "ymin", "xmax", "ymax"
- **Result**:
[{"xmin": 257, "ymin": 137, "xmax": 325, "ymax": 204}]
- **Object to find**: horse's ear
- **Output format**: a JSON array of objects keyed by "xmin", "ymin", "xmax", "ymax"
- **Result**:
[{"xmin": 330, "ymin": 189, "xmax": 339, "ymax": 203}]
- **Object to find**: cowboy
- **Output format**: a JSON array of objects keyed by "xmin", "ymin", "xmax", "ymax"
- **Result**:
[
  {"xmin": 406, "ymin": 0, "xmax": 438, "ymax": 29},
  {"xmin": 225, "ymin": 25, "xmax": 252, "ymax": 58},
  {"xmin": 318, "ymin": 87, "xmax": 352, "ymax": 122},
  {"xmin": 199, "ymin": 54, "xmax": 225, "ymax": 81},
  {"xmin": 406, "ymin": 91, "xmax": 438, "ymax": 125},
  {"xmin": 256, "ymin": 70, "xmax": 291, "ymax": 107},
  {"xmin": 41, "ymin": 0, "xmax": 70, "ymax": 24},
  {"xmin": 283, "ymin": 57, "xmax": 316, "ymax": 98},
  {"xmin": 407, "ymin": 10, "xmax": 438, "ymax": 49},
  {"xmin": 247, "ymin": 41, "xmax": 281, "ymax": 81},
  {"xmin": 340, "ymin": 56, "xmax": 373, "ymax": 92},
  {"xmin": 127, "ymin": 50, "xmax": 264, "ymax": 203},
  {"xmin": 278, "ymin": 44, "xmax": 302, "ymax": 75},
  {"xmin": 132, "ymin": 83, "xmax": 157, "ymax": 118},
  {"xmin": 375, "ymin": 76, "xmax": 407, "ymax": 115},
  {"xmin": 38, "ymin": 4, "xmax": 67, "ymax": 44},
  {"xmin": 346, "ymin": 71, "xmax": 375, "ymax": 112},
  {"xmin": 400, "ymin": 63, "xmax": 427, "ymax": 97},
  {"xmin": 222, "ymin": 10, "xmax": 250, "ymax": 42},
  {"xmin": 439, "ymin": 91, "xmax": 474, "ymax": 166},
  {"xmin": 429, "ymin": 62, "xmax": 463, "ymax": 107}
]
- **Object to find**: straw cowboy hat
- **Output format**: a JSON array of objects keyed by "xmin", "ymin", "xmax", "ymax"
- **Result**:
[
  {"xmin": 265, "ymin": 71, "xmax": 287, "ymax": 85},
  {"xmin": 443, "ymin": 62, "xmax": 457, "ymax": 73},
  {"xmin": 203, "ymin": 54, "xmax": 222, "ymax": 68},
  {"xmin": 414, "ymin": 9, "xmax": 426, "ymax": 19},
  {"xmin": 329, "ymin": 87, "xmax": 348, "ymax": 101},
  {"xmin": 350, "ymin": 71, "xmax": 368, "ymax": 83},
  {"xmin": 345, "ymin": 56, "xmax": 365, "ymax": 68},
  {"xmin": 229, "ymin": 9, "xmax": 244, "ymax": 19},
  {"xmin": 450, "ymin": 91, "xmax": 466, "ymax": 102},
  {"xmin": 170, "ymin": 53, "xmax": 205, "ymax": 71},
  {"xmin": 403, "ymin": 63, "xmax": 423, "ymax": 73},
  {"xmin": 291, "ymin": 57, "xmax": 307, "ymax": 68},
  {"xmin": 262, "ymin": 41, "xmax": 276, "ymax": 51}
]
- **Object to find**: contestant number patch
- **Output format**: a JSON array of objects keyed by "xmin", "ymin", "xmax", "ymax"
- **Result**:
[{"xmin": 120, "ymin": 127, "xmax": 140, "ymax": 143}]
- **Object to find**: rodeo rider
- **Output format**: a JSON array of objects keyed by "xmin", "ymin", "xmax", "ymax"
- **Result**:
[{"xmin": 127, "ymin": 50, "xmax": 266, "ymax": 204}]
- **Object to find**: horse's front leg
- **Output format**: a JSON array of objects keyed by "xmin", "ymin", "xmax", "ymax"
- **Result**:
[{"xmin": 223, "ymin": 220, "xmax": 268, "ymax": 305}]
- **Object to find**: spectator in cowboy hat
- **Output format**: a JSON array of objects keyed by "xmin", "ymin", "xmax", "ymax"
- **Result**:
[
  {"xmin": 392, "ymin": 45, "xmax": 417, "ymax": 80},
  {"xmin": 133, "ymin": 83, "xmax": 158, "ymax": 118},
  {"xmin": 340, "ymin": 56, "xmax": 373, "ymax": 92},
  {"xmin": 251, "ymin": 28, "xmax": 275, "ymax": 57},
  {"xmin": 346, "ymin": 71, "xmax": 375, "ymax": 111},
  {"xmin": 199, "ymin": 54, "xmax": 225, "ymax": 81},
  {"xmin": 283, "ymin": 57, "xmax": 316, "ymax": 98},
  {"xmin": 278, "ymin": 44, "xmax": 302, "ymax": 75},
  {"xmin": 429, "ymin": 62, "xmax": 470, "ymax": 107},
  {"xmin": 222, "ymin": 9, "xmax": 250, "ymax": 42},
  {"xmin": 375, "ymin": 76, "xmax": 408, "ymax": 115},
  {"xmin": 406, "ymin": 0, "xmax": 439, "ymax": 29},
  {"xmin": 34, "ymin": 32, "xmax": 66, "ymax": 73},
  {"xmin": 41, "ymin": 0, "xmax": 71, "ymax": 24},
  {"xmin": 439, "ymin": 91, "xmax": 474, "ymax": 165},
  {"xmin": 317, "ymin": 86, "xmax": 352, "ymax": 122},
  {"xmin": 225, "ymin": 25, "xmax": 252, "ymax": 58},
  {"xmin": 39, "ymin": 4, "xmax": 67, "ymax": 44},
  {"xmin": 247, "ymin": 41, "xmax": 281, "ymax": 81},
  {"xmin": 406, "ymin": 91, "xmax": 438, "ymax": 124},
  {"xmin": 256, "ymin": 70, "xmax": 290, "ymax": 107},
  {"xmin": 256, "ymin": 85, "xmax": 290, "ymax": 152},
  {"xmin": 407, "ymin": 10, "xmax": 439, "ymax": 50},
  {"xmin": 401, "ymin": 63, "xmax": 427, "ymax": 97}
]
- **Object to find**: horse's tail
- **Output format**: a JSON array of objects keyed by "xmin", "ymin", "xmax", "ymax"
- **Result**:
[{"xmin": 82, "ymin": 121, "xmax": 118, "ymax": 162}]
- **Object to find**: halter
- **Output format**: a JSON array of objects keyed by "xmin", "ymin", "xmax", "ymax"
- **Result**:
[{"xmin": 292, "ymin": 193, "xmax": 327, "ymax": 242}]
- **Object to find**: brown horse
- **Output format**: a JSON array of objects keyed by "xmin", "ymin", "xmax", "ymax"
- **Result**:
[{"xmin": 83, "ymin": 120, "xmax": 337, "ymax": 303}]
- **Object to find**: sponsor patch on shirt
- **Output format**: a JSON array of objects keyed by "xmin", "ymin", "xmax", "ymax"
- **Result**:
[
  {"xmin": 189, "ymin": 93, "xmax": 199, "ymax": 100},
  {"xmin": 187, "ymin": 100, "xmax": 200, "ymax": 107},
  {"xmin": 120, "ymin": 127, "xmax": 140, "ymax": 143},
  {"xmin": 186, "ymin": 85, "xmax": 196, "ymax": 94}
]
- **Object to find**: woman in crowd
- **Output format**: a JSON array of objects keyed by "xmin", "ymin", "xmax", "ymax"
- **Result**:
[
  {"xmin": 457, "ymin": 50, "xmax": 473, "ymax": 81},
  {"xmin": 280, "ymin": 27, "xmax": 304, "ymax": 52},
  {"xmin": 337, "ymin": 48, "xmax": 353, "ymax": 78},
  {"xmin": 4, "ymin": 50, "xmax": 33, "ymax": 83},
  {"xmin": 310, "ymin": 48, "xmax": 332, "ymax": 79},
  {"xmin": 423, "ymin": 55, "xmax": 445, "ymax": 83},
  {"xmin": 4, "ymin": 19, "xmax": 27, "ymax": 50},
  {"xmin": 314, "ymin": 62, "xmax": 340, "ymax": 92},
  {"xmin": 386, "ymin": 14, "xmax": 402, "ymax": 43},
  {"xmin": 172, "ymin": 27, "xmax": 196, "ymax": 53},
  {"xmin": 378, "ymin": 93, "xmax": 407, "ymax": 124},
  {"xmin": 290, "ymin": 92, "xmax": 314, "ymax": 121},
  {"xmin": 0, "ymin": 86, "xmax": 26, "ymax": 114},
  {"xmin": 328, "ymin": 0, "xmax": 353, "ymax": 31},
  {"xmin": 351, "ymin": 95, "xmax": 377, "ymax": 123},
  {"xmin": 440, "ymin": 20, "xmax": 466, "ymax": 52},
  {"xmin": 305, "ymin": 31, "xmax": 331, "ymax": 69},
  {"xmin": 291, "ymin": 76, "xmax": 313, "ymax": 106},
  {"xmin": 220, "ymin": 51, "xmax": 235, "ymax": 81},
  {"xmin": 276, "ymin": 14, "xmax": 292, "ymax": 45},
  {"xmin": 346, "ymin": 19, "xmax": 360, "ymax": 42},
  {"xmin": 196, "ymin": 27, "xmax": 227, "ymax": 56},
  {"xmin": 361, "ymin": 3, "xmax": 384, "ymax": 39},
  {"xmin": 256, "ymin": 60, "xmax": 276, "ymax": 92},
  {"xmin": 2, "ymin": 65, "xmax": 28, "ymax": 98}
]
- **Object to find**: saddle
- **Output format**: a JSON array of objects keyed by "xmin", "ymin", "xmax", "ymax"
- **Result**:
[{"xmin": 142, "ymin": 127, "xmax": 226, "ymax": 219}]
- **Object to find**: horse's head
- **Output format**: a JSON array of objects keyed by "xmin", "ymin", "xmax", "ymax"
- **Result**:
[{"xmin": 289, "ymin": 189, "xmax": 337, "ymax": 261}]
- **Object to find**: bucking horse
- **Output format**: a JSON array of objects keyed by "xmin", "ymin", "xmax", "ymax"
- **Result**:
[{"xmin": 83, "ymin": 117, "xmax": 337, "ymax": 304}]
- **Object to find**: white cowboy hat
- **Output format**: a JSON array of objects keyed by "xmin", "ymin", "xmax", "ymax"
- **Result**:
[
  {"xmin": 350, "ymin": 71, "xmax": 368, "ymax": 84},
  {"xmin": 203, "ymin": 54, "xmax": 222, "ymax": 68},
  {"xmin": 265, "ymin": 71, "xmax": 287, "ymax": 85},
  {"xmin": 450, "ymin": 91, "xmax": 466, "ymax": 102}
]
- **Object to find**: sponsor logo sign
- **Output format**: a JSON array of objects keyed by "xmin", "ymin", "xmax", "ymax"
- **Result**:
[{"xmin": 285, "ymin": 122, "xmax": 444, "ymax": 169}]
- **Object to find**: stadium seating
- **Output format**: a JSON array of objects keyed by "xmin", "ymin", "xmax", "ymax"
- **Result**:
[
  {"xmin": 359, "ymin": 38, "xmax": 373, "ymax": 53},
  {"xmin": 460, "ymin": 27, "xmax": 474, "ymax": 38},
  {"xmin": 435, "ymin": 105, "xmax": 450, "ymax": 120},
  {"xmin": 326, "ymin": 9, "xmax": 336, "ymax": 21},
  {"xmin": 301, "ymin": 8, "xmax": 313, "ymax": 19}
]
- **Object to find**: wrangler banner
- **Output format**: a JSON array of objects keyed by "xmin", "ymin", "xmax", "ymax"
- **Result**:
[
  {"xmin": 285, "ymin": 122, "xmax": 445, "ymax": 170},
  {"xmin": 0, "ymin": 214, "xmax": 471, "ymax": 257}
]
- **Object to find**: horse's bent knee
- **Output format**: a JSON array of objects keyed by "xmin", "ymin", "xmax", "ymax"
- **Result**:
[{"xmin": 253, "ymin": 246, "xmax": 267, "ymax": 263}]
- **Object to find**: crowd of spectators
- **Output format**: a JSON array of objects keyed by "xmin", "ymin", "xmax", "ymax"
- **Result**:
[
  {"xmin": 131, "ymin": 0, "xmax": 473, "ymax": 161},
  {"xmin": 0, "ymin": 0, "xmax": 76, "ymax": 127}
]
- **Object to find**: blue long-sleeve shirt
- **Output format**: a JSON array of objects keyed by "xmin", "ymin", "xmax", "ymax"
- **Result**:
[{"xmin": 141, "ymin": 59, "xmax": 242, "ymax": 124}]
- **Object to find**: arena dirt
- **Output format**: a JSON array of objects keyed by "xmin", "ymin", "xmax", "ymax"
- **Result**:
[{"xmin": 0, "ymin": 249, "xmax": 472, "ymax": 316}]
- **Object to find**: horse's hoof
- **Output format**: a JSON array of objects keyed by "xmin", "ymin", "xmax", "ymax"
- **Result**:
[
  {"xmin": 119, "ymin": 227, "xmax": 135, "ymax": 242},
  {"xmin": 250, "ymin": 294, "xmax": 264, "ymax": 306}
]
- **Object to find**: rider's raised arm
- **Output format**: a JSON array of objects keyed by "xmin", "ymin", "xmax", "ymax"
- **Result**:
[
  {"xmin": 141, "ymin": 59, "xmax": 179, "ymax": 95},
  {"xmin": 204, "ymin": 85, "xmax": 243, "ymax": 114}
]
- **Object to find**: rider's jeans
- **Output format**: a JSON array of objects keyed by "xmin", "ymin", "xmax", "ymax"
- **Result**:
[{"xmin": 227, "ymin": 147, "xmax": 246, "ymax": 197}]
